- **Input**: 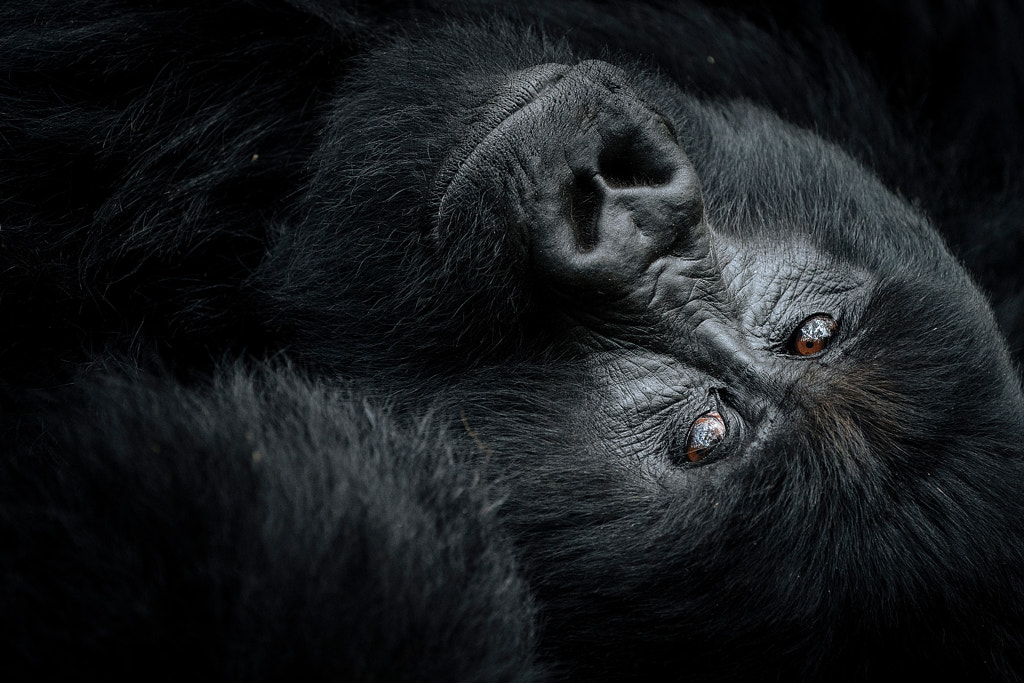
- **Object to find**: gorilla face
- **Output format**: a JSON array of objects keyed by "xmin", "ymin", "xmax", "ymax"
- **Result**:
[
  {"xmin": 279, "ymin": 25, "xmax": 1024, "ymax": 675},
  {"xmin": 298, "ymin": 25, "xmax": 1016, "ymax": 472}
]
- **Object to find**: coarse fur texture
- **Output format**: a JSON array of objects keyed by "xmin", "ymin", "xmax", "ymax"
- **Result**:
[
  {"xmin": 2, "ymin": 369, "xmax": 537, "ymax": 680},
  {"xmin": 1, "ymin": 1, "xmax": 1023, "ymax": 681}
]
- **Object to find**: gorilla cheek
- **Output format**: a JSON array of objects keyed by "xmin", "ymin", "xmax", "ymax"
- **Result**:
[{"xmin": 438, "ymin": 60, "xmax": 716, "ymax": 316}]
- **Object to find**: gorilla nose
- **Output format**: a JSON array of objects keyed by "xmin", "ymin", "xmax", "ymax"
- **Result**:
[
  {"xmin": 563, "ymin": 120, "xmax": 705, "ymax": 256},
  {"xmin": 434, "ymin": 59, "xmax": 711, "ymax": 310},
  {"xmin": 527, "ymin": 61, "xmax": 709, "ymax": 303}
]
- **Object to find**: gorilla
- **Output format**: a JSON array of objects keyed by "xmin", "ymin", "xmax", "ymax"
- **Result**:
[{"xmin": 1, "ymin": 0, "xmax": 1023, "ymax": 680}]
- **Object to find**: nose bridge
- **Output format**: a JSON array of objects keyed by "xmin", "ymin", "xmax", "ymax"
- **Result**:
[{"xmin": 688, "ymin": 317, "xmax": 778, "ymax": 403}]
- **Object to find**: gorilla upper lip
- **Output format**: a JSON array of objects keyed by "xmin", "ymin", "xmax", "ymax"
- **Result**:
[{"xmin": 434, "ymin": 62, "xmax": 570, "ymax": 218}]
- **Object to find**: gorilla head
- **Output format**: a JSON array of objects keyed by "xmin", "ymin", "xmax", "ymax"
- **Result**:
[{"xmin": 255, "ymin": 21, "xmax": 1024, "ymax": 678}]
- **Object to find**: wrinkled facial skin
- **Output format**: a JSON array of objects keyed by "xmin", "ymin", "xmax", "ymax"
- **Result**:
[
  {"xmin": 411, "ymin": 42, "xmax": 1024, "ymax": 677},
  {"xmin": 436, "ymin": 57, "xmax": 994, "ymax": 473}
]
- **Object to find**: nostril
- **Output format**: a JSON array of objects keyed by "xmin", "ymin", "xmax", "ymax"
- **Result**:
[
  {"xmin": 566, "ymin": 171, "xmax": 602, "ymax": 252},
  {"xmin": 597, "ymin": 132, "xmax": 674, "ymax": 189}
]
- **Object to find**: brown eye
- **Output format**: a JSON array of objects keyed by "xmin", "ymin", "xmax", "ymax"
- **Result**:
[
  {"xmin": 685, "ymin": 411, "xmax": 726, "ymax": 462},
  {"xmin": 789, "ymin": 313, "xmax": 838, "ymax": 356}
]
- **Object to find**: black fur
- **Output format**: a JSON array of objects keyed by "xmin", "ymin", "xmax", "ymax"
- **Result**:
[
  {"xmin": 1, "ymin": 369, "xmax": 538, "ymax": 679},
  {"xmin": 1, "ymin": 1, "xmax": 1023, "ymax": 680}
]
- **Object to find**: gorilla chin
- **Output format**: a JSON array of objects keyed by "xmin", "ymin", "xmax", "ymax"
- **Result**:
[{"xmin": 1, "ymin": 1, "xmax": 1023, "ymax": 681}]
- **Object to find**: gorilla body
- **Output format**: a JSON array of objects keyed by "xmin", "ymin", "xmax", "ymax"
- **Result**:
[{"xmin": 1, "ymin": 1, "xmax": 1023, "ymax": 680}]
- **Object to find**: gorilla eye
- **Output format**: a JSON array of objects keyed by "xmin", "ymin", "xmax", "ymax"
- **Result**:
[
  {"xmin": 685, "ymin": 411, "xmax": 726, "ymax": 462},
  {"xmin": 788, "ymin": 314, "xmax": 838, "ymax": 356}
]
